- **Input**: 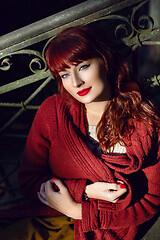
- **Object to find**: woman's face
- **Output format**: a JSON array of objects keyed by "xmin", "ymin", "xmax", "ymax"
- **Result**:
[{"xmin": 58, "ymin": 58, "xmax": 112, "ymax": 104}]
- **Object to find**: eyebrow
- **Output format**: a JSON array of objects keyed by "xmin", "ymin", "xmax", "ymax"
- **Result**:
[
  {"xmin": 59, "ymin": 60, "xmax": 88, "ymax": 73},
  {"xmin": 59, "ymin": 69, "xmax": 69, "ymax": 73}
]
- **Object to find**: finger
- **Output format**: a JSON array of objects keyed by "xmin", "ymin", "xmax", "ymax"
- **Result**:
[
  {"xmin": 40, "ymin": 182, "xmax": 46, "ymax": 193},
  {"xmin": 116, "ymin": 180, "xmax": 124, "ymax": 185},
  {"xmin": 112, "ymin": 199, "xmax": 118, "ymax": 203},
  {"xmin": 40, "ymin": 183, "xmax": 48, "ymax": 199},
  {"xmin": 117, "ymin": 182, "xmax": 126, "ymax": 190},
  {"xmin": 111, "ymin": 190, "xmax": 126, "ymax": 203},
  {"xmin": 110, "ymin": 182, "xmax": 128, "ymax": 191},
  {"xmin": 50, "ymin": 178, "xmax": 65, "ymax": 192},
  {"xmin": 111, "ymin": 188, "xmax": 127, "ymax": 201},
  {"xmin": 103, "ymin": 182, "xmax": 125, "ymax": 191},
  {"xmin": 37, "ymin": 192, "xmax": 49, "ymax": 206},
  {"xmin": 44, "ymin": 180, "xmax": 52, "ymax": 193},
  {"xmin": 43, "ymin": 180, "xmax": 58, "ymax": 197},
  {"xmin": 50, "ymin": 178, "xmax": 60, "ymax": 192},
  {"xmin": 87, "ymin": 182, "xmax": 119, "ymax": 191},
  {"xmin": 109, "ymin": 183, "xmax": 121, "ymax": 191},
  {"xmin": 104, "ymin": 182, "xmax": 123, "ymax": 191},
  {"xmin": 39, "ymin": 187, "xmax": 47, "ymax": 200}
]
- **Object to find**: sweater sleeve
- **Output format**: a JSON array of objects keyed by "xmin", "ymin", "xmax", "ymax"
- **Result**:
[
  {"xmin": 18, "ymin": 95, "xmax": 87, "ymax": 205},
  {"xmin": 63, "ymin": 179, "xmax": 87, "ymax": 203},
  {"xmin": 81, "ymin": 141, "xmax": 160, "ymax": 232},
  {"xmin": 18, "ymin": 96, "xmax": 57, "ymax": 202},
  {"xmin": 100, "ymin": 157, "xmax": 160, "ymax": 229}
]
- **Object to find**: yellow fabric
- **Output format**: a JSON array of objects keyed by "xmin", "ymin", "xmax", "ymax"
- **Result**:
[{"xmin": 0, "ymin": 216, "xmax": 74, "ymax": 240}]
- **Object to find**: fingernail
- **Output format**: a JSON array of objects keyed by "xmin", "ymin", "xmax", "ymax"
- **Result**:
[
  {"xmin": 52, "ymin": 177, "xmax": 57, "ymax": 180},
  {"xmin": 120, "ymin": 184, "xmax": 126, "ymax": 189}
]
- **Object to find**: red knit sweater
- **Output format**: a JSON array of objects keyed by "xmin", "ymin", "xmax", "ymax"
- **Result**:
[{"xmin": 17, "ymin": 94, "xmax": 160, "ymax": 240}]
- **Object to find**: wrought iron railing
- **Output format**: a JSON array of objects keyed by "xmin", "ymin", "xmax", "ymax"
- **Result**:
[{"xmin": 0, "ymin": 0, "xmax": 160, "ymax": 207}]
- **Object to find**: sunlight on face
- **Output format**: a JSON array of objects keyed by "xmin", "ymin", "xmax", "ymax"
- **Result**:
[{"xmin": 59, "ymin": 58, "xmax": 112, "ymax": 104}]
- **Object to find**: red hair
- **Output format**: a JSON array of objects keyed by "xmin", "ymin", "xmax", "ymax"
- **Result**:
[{"xmin": 45, "ymin": 25, "xmax": 160, "ymax": 153}]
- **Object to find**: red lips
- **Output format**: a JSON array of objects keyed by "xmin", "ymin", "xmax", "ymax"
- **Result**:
[{"xmin": 77, "ymin": 87, "xmax": 91, "ymax": 96}]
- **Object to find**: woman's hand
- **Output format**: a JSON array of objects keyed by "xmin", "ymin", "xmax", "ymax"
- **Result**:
[
  {"xmin": 37, "ymin": 178, "xmax": 82, "ymax": 219},
  {"xmin": 85, "ymin": 181, "xmax": 127, "ymax": 203}
]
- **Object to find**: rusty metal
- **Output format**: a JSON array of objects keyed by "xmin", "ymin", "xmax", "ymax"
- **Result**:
[{"xmin": 0, "ymin": 0, "xmax": 144, "ymax": 56}]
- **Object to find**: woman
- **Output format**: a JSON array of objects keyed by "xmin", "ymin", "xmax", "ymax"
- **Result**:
[{"xmin": 18, "ymin": 25, "xmax": 160, "ymax": 239}]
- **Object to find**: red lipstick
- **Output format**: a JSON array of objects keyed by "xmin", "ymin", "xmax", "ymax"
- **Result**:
[{"xmin": 77, "ymin": 87, "xmax": 91, "ymax": 96}]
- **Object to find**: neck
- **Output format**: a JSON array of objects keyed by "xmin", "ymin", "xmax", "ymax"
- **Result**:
[{"xmin": 85, "ymin": 101, "xmax": 109, "ymax": 126}]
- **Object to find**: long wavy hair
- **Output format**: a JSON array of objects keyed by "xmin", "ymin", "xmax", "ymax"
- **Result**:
[{"xmin": 45, "ymin": 25, "xmax": 160, "ymax": 153}]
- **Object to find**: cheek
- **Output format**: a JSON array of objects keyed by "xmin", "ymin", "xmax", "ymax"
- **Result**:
[
  {"xmin": 94, "ymin": 75, "xmax": 106, "ymax": 87},
  {"xmin": 63, "ymin": 86, "xmax": 70, "ymax": 94},
  {"xmin": 63, "ymin": 83, "xmax": 75, "ymax": 96},
  {"xmin": 62, "ymin": 81, "xmax": 69, "ymax": 91}
]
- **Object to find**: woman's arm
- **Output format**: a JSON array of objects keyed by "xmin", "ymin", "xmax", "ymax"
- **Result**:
[
  {"xmin": 38, "ymin": 178, "xmax": 82, "ymax": 219},
  {"xmin": 85, "ymin": 181, "xmax": 127, "ymax": 203},
  {"xmin": 18, "ymin": 97, "xmax": 57, "ymax": 201},
  {"xmin": 80, "ymin": 124, "xmax": 160, "ymax": 232},
  {"xmin": 36, "ymin": 145, "xmax": 159, "ymax": 231},
  {"xmin": 81, "ymin": 157, "xmax": 160, "ymax": 232},
  {"xmin": 18, "ymin": 96, "xmax": 87, "ymax": 205},
  {"xmin": 38, "ymin": 178, "xmax": 127, "ymax": 219}
]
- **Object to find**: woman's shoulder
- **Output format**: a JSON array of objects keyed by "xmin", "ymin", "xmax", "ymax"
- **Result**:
[
  {"xmin": 129, "ymin": 120, "xmax": 158, "ymax": 153},
  {"xmin": 37, "ymin": 94, "xmax": 80, "ymax": 118},
  {"xmin": 133, "ymin": 120, "xmax": 153, "ymax": 137},
  {"xmin": 125, "ymin": 120, "xmax": 155, "ymax": 149},
  {"xmin": 40, "ymin": 94, "xmax": 63, "ymax": 107},
  {"xmin": 37, "ymin": 94, "xmax": 66, "ymax": 113}
]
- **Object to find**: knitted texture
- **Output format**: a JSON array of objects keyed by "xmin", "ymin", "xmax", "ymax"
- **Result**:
[{"xmin": 16, "ymin": 94, "xmax": 160, "ymax": 239}]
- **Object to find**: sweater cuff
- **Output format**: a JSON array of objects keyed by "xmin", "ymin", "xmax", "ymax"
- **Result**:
[
  {"xmin": 99, "ymin": 209, "xmax": 111, "ymax": 229},
  {"xmin": 81, "ymin": 200, "xmax": 99, "ymax": 232},
  {"xmin": 75, "ymin": 179, "xmax": 87, "ymax": 202}
]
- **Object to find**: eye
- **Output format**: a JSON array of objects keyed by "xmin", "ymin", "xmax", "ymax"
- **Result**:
[
  {"xmin": 60, "ymin": 73, "xmax": 70, "ymax": 79},
  {"xmin": 79, "ymin": 64, "xmax": 90, "ymax": 71}
]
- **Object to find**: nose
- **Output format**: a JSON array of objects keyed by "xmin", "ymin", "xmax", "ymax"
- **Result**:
[{"xmin": 72, "ymin": 72, "xmax": 83, "ymax": 88}]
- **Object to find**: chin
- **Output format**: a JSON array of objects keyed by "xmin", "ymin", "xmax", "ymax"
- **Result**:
[
  {"xmin": 74, "ymin": 94, "xmax": 98, "ymax": 104},
  {"xmin": 80, "ymin": 98, "xmax": 95, "ymax": 104}
]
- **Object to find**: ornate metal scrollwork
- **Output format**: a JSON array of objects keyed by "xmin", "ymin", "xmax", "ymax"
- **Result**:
[
  {"xmin": 147, "ymin": 75, "xmax": 160, "ymax": 87},
  {"xmin": 131, "ymin": 0, "xmax": 154, "ymax": 34},
  {"xmin": 0, "ymin": 58, "xmax": 12, "ymax": 71},
  {"xmin": 0, "ymin": 49, "xmax": 47, "ymax": 74},
  {"xmin": 0, "ymin": 0, "xmax": 160, "ymax": 209},
  {"xmin": 97, "ymin": 0, "xmax": 156, "ymax": 48}
]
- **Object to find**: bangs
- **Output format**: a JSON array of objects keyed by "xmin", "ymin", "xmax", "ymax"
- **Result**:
[{"xmin": 46, "ymin": 35, "xmax": 100, "ymax": 75}]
